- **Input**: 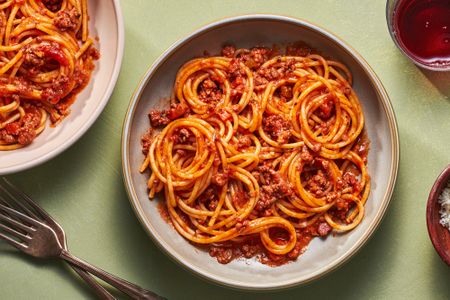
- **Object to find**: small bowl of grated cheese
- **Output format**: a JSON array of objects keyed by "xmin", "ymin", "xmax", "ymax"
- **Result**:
[{"xmin": 427, "ymin": 165, "xmax": 450, "ymax": 267}]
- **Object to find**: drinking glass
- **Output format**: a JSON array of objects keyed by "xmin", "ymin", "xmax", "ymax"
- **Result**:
[{"xmin": 386, "ymin": 0, "xmax": 450, "ymax": 71}]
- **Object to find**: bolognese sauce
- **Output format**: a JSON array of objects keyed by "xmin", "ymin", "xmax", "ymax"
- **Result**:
[
  {"xmin": 140, "ymin": 44, "xmax": 370, "ymax": 266},
  {"xmin": 0, "ymin": 0, "xmax": 99, "ymax": 150}
]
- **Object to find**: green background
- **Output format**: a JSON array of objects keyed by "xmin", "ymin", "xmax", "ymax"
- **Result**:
[{"xmin": 2, "ymin": 0, "xmax": 450, "ymax": 299}]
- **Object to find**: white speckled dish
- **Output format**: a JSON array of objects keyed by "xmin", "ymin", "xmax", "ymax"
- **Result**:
[
  {"xmin": 0, "ymin": 0, "xmax": 124, "ymax": 175},
  {"xmin": 122, "ymin": 15, "xmax": 399, "ymax": 290}
]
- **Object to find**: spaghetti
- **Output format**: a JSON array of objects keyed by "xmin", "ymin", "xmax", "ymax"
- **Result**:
[
  {"xmin": 140, "ymin": 45, "xmax": 370, "ymax": 265},
  {"xmin": 0, "ymin": 0, "xmax": 98, "ymax": 150}
]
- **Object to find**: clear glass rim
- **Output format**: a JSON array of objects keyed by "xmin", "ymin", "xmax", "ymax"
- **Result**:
[{"xmin": 385, "ymin": 0, "xmax": 450, "ymax": 72}]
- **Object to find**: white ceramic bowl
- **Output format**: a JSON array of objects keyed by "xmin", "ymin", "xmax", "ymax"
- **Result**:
[
  {"xmin": 0, "ymin": 0, "xmax": 124, "ymax": 175},
  {"xmin": 122, "ymin": 15, "xmax": 399, "ymax": 290}
]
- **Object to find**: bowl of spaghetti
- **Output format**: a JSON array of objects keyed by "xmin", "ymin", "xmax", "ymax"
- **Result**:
[
  {"xmin": 122, "ymin": 15, "xmax": 399, "ymax": 290},
  {"xmin": 0, "ymin": 0, "xmax": 124, "ymax": 174}
]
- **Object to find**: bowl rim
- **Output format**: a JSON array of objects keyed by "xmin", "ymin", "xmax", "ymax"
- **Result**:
[
  {"xmin": 121, "ymin": 14, "xmax": 400, "ymax": 290},
  {"xmin": 426, "ymin": 164, "xmax": 450, "ymax": 266},
  {"xmin": 1, "ymin": 0, "xmax": 125, "ymax": 175}
]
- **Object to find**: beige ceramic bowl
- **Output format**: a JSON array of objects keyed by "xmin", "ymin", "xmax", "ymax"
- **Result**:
[
  {"xmin": 0, "ymin": 0, "xmax": 124, "ymax": 175},
  {"xmin": 122, "ymin": 15, "xmax": 399, "ymax": 290}
]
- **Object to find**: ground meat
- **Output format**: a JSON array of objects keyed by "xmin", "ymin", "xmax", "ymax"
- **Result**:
[
  {"xmin": 300, "ymin": 217, "xmax": 333, "ymax": 240},
  {"xmin": 5, "ymin": 122, "xmax": 20, "ymax": 135},
  {"xmin": 170, "ymin": 128, "xmax": 193, "ymax": 144},
  {"xmin": 221, "ymin": 45, "xmax": 236, "ymax": 58},
  {"xmin": 305, "ymin": 169, "xmax": 331, "ymax": 197},
  {"xmin": 236, "ymin": 135, "xmax": 252, "ymax": 150},
  {"xmin": 0, "ymin": 129, "xmax": 16, "ymax": 144},
  {"xmin": 263, "ymin": 114, "xmax": 292, "ymax": 144},
  {"xmin": 209, "ymin": 246, "xmax": 234, "ymax": 264},
  {"xmin": 336, "ymin": 197, "xmax": 351, "ymax": 211},
  {"xmin": 279, "ymin": 85, "xmax": 293, "ymax": 101},
  {"xmin": 316, "ymin": 95, "xmax": 334, "ymax": 119},
  {"xmin": 22, "ymin": 109, "xmax": 41, "ymax": 128},
  {"xmin": 235, "ymin": 220, "xmax": 249, "ymax": 232},
  {"xmin": 300, "ymin": 145, "xmax": 314, "ymax": 162},
  {"xmin": 255, "ymin": 166, "xmax": 294, "ymax": 212},
  {"xmin": 317, "ymin": 222, "xmax": 332, "ymax": 236},
  {"xmin": 69, "ymin": 67, "xmax": 89, "ymax": 93},
  {"xmin": 308, "ymin": 170, "xmax": 327, "ymax": 190},
  {"xmin": 198, "ymin": 77, "xmax": 223, "ymax": 104},
  {"xmin": 230, "ymin": 75, "xmax": 245, "ymax": 100},
  {"xmin": 148, "ymin": 103, "xmax": 188, "ymax": 128},
  {"xmin": 313, "ymin": 119, "xmax": 333, "ymax": 135},
  {"xmin": 23, "ymin": 42, "xmax": 69, "ymax": 79},
  {"xmin": 241, "ymin": 242, "xmax": 259, "ymax": 258},
  {"xmin": 28, "ymin": 42, "xmax": 68, "ymax": 66},
  {"xmin": 23, "ymin": 47, "xmax": 45, "ymax": 69},
  {"xmin": 141, "ymin": 129, "xmax": 153, "ymax": 155},
  {"xmin": 240, "ymin": 47, "xmax": 274, "ymax": 70},
  {"xmin": 343, "ymin": 172, "xmax": 357, "ymax": 186},
  {"xmin": 202, "ymin": 78, "xmax": 216, "ymax": 90},
  {"xmin": 232, "ymin": 191, "xmax": 249, "ymax": 208},
  {"xmin": 198, "ymin": 187, "xmax": 218, "ymax": 211},
  {"xmin": 1, "ymin": 106, "xmax": 41, "ymax": 145},
  {"xmin": 53, "ymin": 8, "xmax": 80, "ymax": 31},
  {"xmin": 212, "ymin": 171, "xmax": 229, "ymax": 186},
  {"xmin": 254, "ymin": 74, "xmax": 269, "ymax": 87},
  {"xmin": 310, "ymin": 142, "xmax": 321, "ymax": 153},
  {"xmin": 257, "ymin": 66, "xmax": 282, "ymax": 81},
  {"xmin": 256, "ymin": 58, "xmax": 296, "ymax": 84},
  {"xmin": 17, "ymin": 127, "xmax": 36, "ymax": 145},
  {"xmin": 325, "ymin": 191, "xmax": 339, "ymax": 203},
  {"xmin": 226, "ymin": 58, "xmax": 249, "ymax": 101},
  {"xmin": 339, "ymin": 171, "xmax": 362, "ymax": 193},
  {"xmin": 88, "ymin": 47, "xmax": 101, "ymax": 60},
  {"xmin": 302, "ymin": 159, "xmax": 334, "ymax": 197},
  {"xmin": 228, "ymin": 59, "xmax": 244, "ymax": 78},
  {"xmin": 178, "ymin": 128, "xmax": 191, "ymax": 143},
  {"xmin": 42, "ymin": 75, "xmax": 70, "ymax": 104}
]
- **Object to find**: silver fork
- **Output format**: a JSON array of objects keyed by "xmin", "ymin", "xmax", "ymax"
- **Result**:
[
  {"xmin": 0, "ymin": 179, "xmax": 165, "ymax": 300},
  {"xmin": 0, "ymin": 179, "xmax": 115, "ymax": 300}
]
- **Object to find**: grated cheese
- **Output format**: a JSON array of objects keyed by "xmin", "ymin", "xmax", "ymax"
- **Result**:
[{"xmin": 438, "ymin": 182, "xmax": 450, "ymax": 231}]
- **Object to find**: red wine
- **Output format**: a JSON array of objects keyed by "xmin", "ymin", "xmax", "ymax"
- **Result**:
[{"xmin": 394, "ymin": 0, "xmax": 450, "ymax": 67}]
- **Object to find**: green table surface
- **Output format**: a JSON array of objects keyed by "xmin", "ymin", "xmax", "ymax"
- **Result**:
[{"xmin": 2, "ymin": 0, "xmax": 450, "ymax": 299}]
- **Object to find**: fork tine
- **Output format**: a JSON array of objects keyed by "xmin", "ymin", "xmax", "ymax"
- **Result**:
[
  {"xmin": 0, "ymin": 203, "xmax": 41, "ymax": 227},
  {"xmin": 0, "ymin": 211, "xmax": 34, "ymax": 234},
  {"xmin": 1, "ymin": 178, "xmax": 67, "ymax": 248},
  {"xmin": 0, "ymin": 178, "xmax": 43, "ymax": 221},
  {"xmin": 0, "ymin": 232, "xmax": 27, "ymax": 251},
  {"xmin": 0, "ymin": 222, "xmax": 30, "ymax": 241}
]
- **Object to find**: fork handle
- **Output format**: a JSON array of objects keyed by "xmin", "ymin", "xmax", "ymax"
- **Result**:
[
  {"xmin": 60, "ymin": 249, "xmax": 165, "ymax": 300},
  {"xmin": 71, "ymin": 265, "xmax": 116, "ymax": 300}
]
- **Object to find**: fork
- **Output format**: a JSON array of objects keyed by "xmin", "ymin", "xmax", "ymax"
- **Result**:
[
  {"xmin": 0, "ymin": 179, "xmax": 115, "ymax": 300},
  {"xmin": 0, "ymin": 179, "xmax": 165, "ymax": 300}
]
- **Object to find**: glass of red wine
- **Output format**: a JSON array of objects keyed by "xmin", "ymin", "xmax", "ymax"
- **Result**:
[{"xmin": 387, "ymin": 0, "xmax": 450, "ymax": 71}]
